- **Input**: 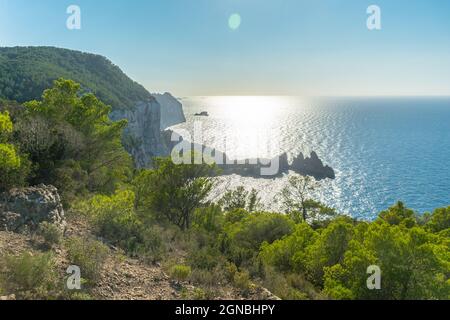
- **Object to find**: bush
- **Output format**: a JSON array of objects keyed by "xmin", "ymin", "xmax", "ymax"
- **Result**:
[
  {"xmin": 77, "ymin": 190, "xmax": 137, "ymax": 237},
  {"xmin": 304, "ymin": 218, "xmax": 355, "ymax": 285},
  {"xmin": 220, "ymin": 186, "xmax": 262, "ymax": 212},
  {"xmin": 0, "ymin": 111, "xmax": 30, "ymax": 191},
  {"xmin": 224, "ymin": 262, "xmax": 238, "ymax": 282},
  {"xmin": 65, "ymin": 237, "xmax": 109, "ymax": 286},
  {"xmin": 426, "ymin": 206, "xmax": 450, "ymax": 233},
  {"xmin": 261, "ymin": 266, "xmax": 318, "ymax": 300},
  {"xmin": 222, "ymin": 212, "xmax": 294, "ymax": 267},
  {"xmin": 188, "ymin": 246, "xmax": 222, "ymax": 270},
  {"xmin": 75, "ymin": 190, "xmax": 165, "ymax": 262},
  {"xmin": 190, "ymin": 288, "xmax": 208, "ymax": 300},
  {"xmin": 170, "ymin": 265, "xmax": 192, "ymax": 283},
  {"xmin": 260, "ymin": 223, "xmax": 317, "ymax": 273},
  {"xmin": 37, "ymin": 222, "xmax": 63, "ymax": 247},
  {"xmin": 0, "ymin": 252, "xmax": 59, "ymax": 299},
  {"xmin": 189, "ymin": 267, "xmax": 225, "ymax": 290},
  {"xmin": 233, "ymin": 270, "xmax": 252, "ymax": 295},
  {"xmin": 135, "ymin": 227, "xmax": 165, "ymax": 264}
]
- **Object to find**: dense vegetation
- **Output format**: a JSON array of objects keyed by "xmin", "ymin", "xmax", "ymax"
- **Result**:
[
  {"xmin": 0, "ymin": 79, "xmax": 449, "ymax": 300},
  {"xmin": 1, "ymin": 79, "xmax": 132, "ymax": 203},
  {"xmin": 0, "ymin": 47, "xmax": 152, "ymax": 109}
]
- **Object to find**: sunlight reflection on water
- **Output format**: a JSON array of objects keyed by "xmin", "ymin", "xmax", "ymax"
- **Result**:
[{"xmin": 172, "ymin": 96, "xmax": 450, "ymax": 219}]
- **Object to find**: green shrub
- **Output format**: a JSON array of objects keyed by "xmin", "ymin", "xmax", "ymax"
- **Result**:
[
  {"xmin": 75, "ymin": 190, "xmax": 165, "ymax": 262},
  {"xmin": 191, "ymin": 288, "xmax": 207, "ymax": 300},
  {"xmin": 261, "ymin": 266, "xmax": 317, "ymax": 300},
  {"xmin": 188, "ymin": 246, "xmax": 222, "ymax": 270},
  {"xmin": 0, "ymin": 252, "xmax": 59, "ymax": 299},
  {"xmin": 189, "ymin": 267, "xmax": 225, "ymax": 289},
  {"xmin": 65, "ymin": 237, "xmax": 109, "ymax": 286},
  {"xmin": 220, "ymin": 186, "xmax": 262, "ymax": 212},
  {"xmin": 224, "ymin": 262, "xmax": 238, "ymax": 282},
  {"xmin": 260, "ymin": 223, "xmax": 318, "ymax": 273},
  {"xmin": 37, "ymin": 222, "xmax": 63, "ymax": 247},
  {"xmin": 426, "ymin": 206, "xmax": 450, "ymax": 233},
  {"xmin": 378, "ymin": 201, "xmax": 418, "ymax": 227},
  {"xmin": 233, "ymin": 270, "xmax": 252, "ymax": 295},
  {"xmin": 223, "ymin": 213, "xmax": 294, "ymax": 267},
  {"xmin": 77, "ymin": 190, "xmax": 137, "ymax": 237},
  {"xmin": 170, "ymin": 265, "xmax": 192, "ymax": 283},
  {"xmin": 304, "ymin": 218, "xmax": 355, "ymax": 285},
  {"xmin": 0, "ymin": 111, "xmax": 30, "ymax": 191},
  {"xmin": 135, "ymin": 227, "xmax": 165, "ymax": 264}
]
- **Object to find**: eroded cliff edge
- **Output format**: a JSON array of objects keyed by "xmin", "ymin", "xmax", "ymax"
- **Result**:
[{"xmin": 153, "ymin": 93, "xmax": 186, "ymax": 130}]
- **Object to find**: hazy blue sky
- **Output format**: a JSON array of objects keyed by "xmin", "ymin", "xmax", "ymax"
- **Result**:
[{"xmin": 1, "ymin": 0, "xmax": 450, "ymax": 96}]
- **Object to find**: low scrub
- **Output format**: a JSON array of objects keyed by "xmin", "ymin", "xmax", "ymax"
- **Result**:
[
  {"xmin": 169, "ymin": 265, "xmax": 192, "ymax": 283},
  {"xmin": 65, "ymin": 237, "xmax": 109, "ymax": 286},
  {"xmin": 0, "ymin": 252, "xmax": 59, "ymax": 300}
]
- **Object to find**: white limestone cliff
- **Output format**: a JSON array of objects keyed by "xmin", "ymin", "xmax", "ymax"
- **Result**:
[{"xmin": 153, "ymin": 93, "xmax": 186, "ymax": 130}]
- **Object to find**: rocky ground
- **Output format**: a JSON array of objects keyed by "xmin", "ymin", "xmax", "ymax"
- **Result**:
[
  {"xmin": 0, "ymin": 185, "xmax": 279, "ymax": 301},
  {"xmin": 0, "ymin": 218, "xmax": 278, "ymax": 300}
]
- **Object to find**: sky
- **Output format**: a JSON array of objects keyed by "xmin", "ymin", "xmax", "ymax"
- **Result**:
[{"xmin": 1, "ymin": 0, "xmax": 450, "ymax": 96}]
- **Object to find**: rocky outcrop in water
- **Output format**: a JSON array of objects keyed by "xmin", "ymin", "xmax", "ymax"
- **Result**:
[
  {"xmin": 153, "ymin": 93, "xmax": 186, "ymax": 130},
  {"xmin": 0, "ymin": 185, "xmax": 66, "ymax": 233},
  {"xmin": 166, "ymin": 131, "xmax": 335, "ymax": 180},
  {"xmin": 218, "ymin": 152, "xmax": 335, "ymax": 180},
  {"xmin": 194, "ymin": 111, "xmax": 209, "ymax": 117},
  {"xmin": 291, "ymin": 151, "xmax": 336, "ymax": 180}
]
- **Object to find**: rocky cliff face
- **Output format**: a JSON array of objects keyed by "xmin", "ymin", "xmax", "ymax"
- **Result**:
[
  {"xmin": 110, "ymin": 98, "xmax": 168, "ymax": 168},
  {"xmin": 153, "ymin": 93, "xmax": 186, "ymax": 130},
  {"xmin": 111, "ymin": 94, "xmax": 186, "ymax": 168}
]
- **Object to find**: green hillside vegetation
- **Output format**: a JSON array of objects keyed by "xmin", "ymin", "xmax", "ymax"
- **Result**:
[
  {"xmin": 0, "ymin": 80, "xmax": 449, "ymax": 300},
  {"xmin": 0, "ymin": 47, "xmax": 152, "ymax": 109},
  {"xmin": 0, "ymin": 79, "xmax": 132, "ymax": 202}
]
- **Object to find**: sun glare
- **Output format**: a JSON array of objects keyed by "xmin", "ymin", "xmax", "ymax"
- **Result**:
[
  {"xmin": 208, "ymin": 96, "xmax": 288, "ymax": 125},
  {"xmin": 203, "ymin": 96, "xmax": 292, "ymax": 159}
]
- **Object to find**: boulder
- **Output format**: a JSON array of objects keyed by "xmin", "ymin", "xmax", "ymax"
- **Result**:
[{"xmin": 0, "ymin": 185, "xmax": 66, "ymax": 233}]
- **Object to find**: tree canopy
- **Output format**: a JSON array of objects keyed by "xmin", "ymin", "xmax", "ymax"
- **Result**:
[{"xmin": 0, "ymin": 47, "xmax": 152, "ymax": 110}]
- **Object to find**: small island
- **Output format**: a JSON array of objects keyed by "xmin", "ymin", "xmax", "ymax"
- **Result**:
[{"xmin": 194, "ymin": 111, "xmax": 209, "ymax": 117}]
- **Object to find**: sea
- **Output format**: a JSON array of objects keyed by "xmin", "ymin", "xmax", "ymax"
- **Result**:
[{"xmin": 170, "ymin": 96, "xmax": 450, "ymax": 220}]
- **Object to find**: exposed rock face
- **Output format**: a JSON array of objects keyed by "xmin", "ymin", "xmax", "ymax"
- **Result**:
[
  {"xmin": 111, "ymin": 94, "xmax": 186, "ymax": 168},
  {"xmin": 111, "ymin": 98, "xmax": 168, "ymax": 168},
  {"xmin": 291, "ymin": 151, "xmax": 336, "ymax": 180},
  {"xmin": 0, "ymin": 185, "xmax": 66, "ymax": 233},
  {"xmin": 153, "ymin": 93, "xmax": 186, "ymax": 130}
]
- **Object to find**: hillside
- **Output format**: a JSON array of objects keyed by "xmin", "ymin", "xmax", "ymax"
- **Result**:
[
  {"xmin": 0, "ymin": 186, "xmax": 278, "ymax": 301},
  {"xmin": 0, "ymin": 46, "xmax": 187, "ymax": 167},
  {"xmin": 0, "ymin": 46, "xmax": 151, "ymax": 110}
]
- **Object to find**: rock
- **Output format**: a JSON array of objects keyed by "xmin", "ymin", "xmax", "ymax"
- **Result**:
[
  {"xmin": 164, "ymin": 132, "xmax": 335, "ymax": 180},
  {"xmin": 255, "ymin": 287, "xmax": 281, "ymax": 300},
  {"xmin": 0, "ymin": 212, "xmax": 23, "ymax": 233},
  {"xmin": 291, "ymin": 151, "xmax": 335, "ymax": 180},
  {"xmin": 0, "ymin": 294, "xmax": 16, "ymax": 300},
  {"xmin": 111, "ymin": 98, "xmax": 166, "ymax": 168},
  {"xmin": 111, "ymin": 95, "xmax": 186, "ymax": 168},
  {"xmin": 0, "ymin": 184, "xmax": 66, "ymax": 233},
  {"xmin": 194, "ymin": 111, "xmax": 209, "ymax": 117},
  {"xmin": 153, "ymin": 93, "xmax": 186, "ymax": 130}
]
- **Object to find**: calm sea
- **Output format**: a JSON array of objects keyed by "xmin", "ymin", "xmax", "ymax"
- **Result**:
[{"xmin": 171, "ymin": 96, "xmax": 450, "ymax": 220}]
